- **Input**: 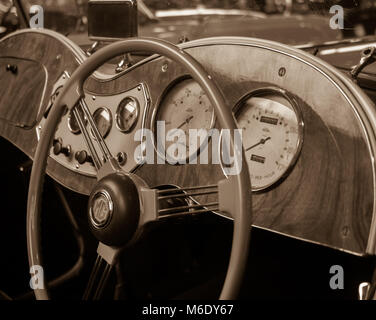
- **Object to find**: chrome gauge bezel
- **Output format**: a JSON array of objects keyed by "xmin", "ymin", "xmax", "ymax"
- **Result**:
[
  {"xmin": 115, "ymin": 96, "xmax": 140, "ymax": 134},
  {"xmin": 67, "ymin": 107, "xmax": 87, "ymax": 135},
  {"xmin": 91, "ymin": 107, "xmax": 113, "ymax": 140},
  {"xmin": 231, "ymin": 86, "xmax": 305, "ymax": 192},
  {"xmin": 150, "ymin": 76, "xmax": 216, "ymax": 164}
]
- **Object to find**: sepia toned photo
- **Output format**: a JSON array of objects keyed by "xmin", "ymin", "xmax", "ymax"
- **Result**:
[{"xmin": 0, "ymin": 0, "xmax": 375, "ymax": 308}]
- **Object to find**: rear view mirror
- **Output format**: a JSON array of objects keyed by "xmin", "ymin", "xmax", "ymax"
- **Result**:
[{"xmin": 88, "ymin": 0, "xmax": 138, "ymax": 41}]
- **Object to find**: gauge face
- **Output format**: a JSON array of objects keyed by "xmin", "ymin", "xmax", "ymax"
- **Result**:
[
  {"xmin": 236, "ymin": 92, "xmax": 303, "ymax": 191},
  {"xmin": 154, "ymin": 79, "xmax": 214, "ymax": 163},
  {"xmin": 92, "ymin": 107, "xmax": 112, "ymax": 139},
  {"xmin": 67, "ymin": 107, "xmax": 86, "ymax": 135},
  {"xmin": 116, "ymin": 97, "xmax": 139, "ymax": 133}
]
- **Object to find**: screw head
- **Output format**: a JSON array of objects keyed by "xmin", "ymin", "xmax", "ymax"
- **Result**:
[
  {"xmin": 278, "ymin": 67, "xmax": 286, "ymax": 77},
  {"xmin": 117, "ymin": 152, "xmax": 127, "ymax": 166}
]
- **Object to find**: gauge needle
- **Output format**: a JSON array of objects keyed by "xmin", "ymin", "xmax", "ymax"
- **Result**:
[
  {"xmin": 246, "ymin": 137, "xmax": 271, "ymax": 152},
  {"xmin": 170, "ymin": 116, "xmax": 195, "ymax": 135},
  {"xmin": 177, "ymin": 115, "xmax": 194, "ymax": 129}
]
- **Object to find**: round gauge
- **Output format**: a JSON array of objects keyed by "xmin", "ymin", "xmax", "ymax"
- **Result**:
[
  {"xmin": 92, "ymin": 107, "xmax": 112, "ymax": 139},
  {"xmin": 153, "ymin": 78, "xmax": 215, "ymax": 163},
  {"xmin": 116, "ymin": 97, "xmax": 139, "ymax": 133},
  {"xmin": 234, "ymin": 88, "xmax": 304, "ymax": 191},
  {"xmin": 67, "ymin": 107, "xmax": 86, "ymax": 135}
]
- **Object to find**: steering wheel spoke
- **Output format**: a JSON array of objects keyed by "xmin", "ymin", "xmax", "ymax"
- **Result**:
[
  {"xmin": 83, "ymin": 244, "xmax": 118, "ymax": 300},
  {"xmin": 156, "ymin": 185, "xmax": 219, "ymax": 218},
  {"xmin": 140, "ymin": 181, "xmax": 239, "ymax": 223},
  {"xmin": 83, "ymin": 177, "xmax": 242, "ymax": 300}
]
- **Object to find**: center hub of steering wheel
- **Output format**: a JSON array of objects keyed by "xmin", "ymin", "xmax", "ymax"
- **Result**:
[
  {"xmin": 88, "ymin": 173, "xmax": 140, "ymax": 247},
  {"xmin": 90, "ymin": 190, "xmax": 113, "ymax": 229}
]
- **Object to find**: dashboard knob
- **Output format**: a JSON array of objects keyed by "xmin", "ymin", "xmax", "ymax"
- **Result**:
[
  {"xmin": 75, "ymin": 150, "xmax": 93, "ymax": 165},
  {"xmin": 53, "ymin": 139, "xmax": 71, "ymax": 157}
]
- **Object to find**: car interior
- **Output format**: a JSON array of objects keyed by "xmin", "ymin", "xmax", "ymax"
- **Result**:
[{"xmin": 1, "ymin": 0, "xmax": 376, "ymax": 301}]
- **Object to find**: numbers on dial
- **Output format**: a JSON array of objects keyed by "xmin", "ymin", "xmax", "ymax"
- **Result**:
[
  {"xmin": 235, "ymin": 91, "xmax": 303, "ymax": 191},
  {"xmin": 154, "ymin": 78, "xmax": 215, "ymax": 163}
]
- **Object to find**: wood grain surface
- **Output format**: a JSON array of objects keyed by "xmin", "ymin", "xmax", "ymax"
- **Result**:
[
  {"xmin": 0, "ymin": 30, "xmax": 83, "ymax": 159},
  {"xmin": 0, "ymin": 57, "xmax": 46, "ymax": 127}
]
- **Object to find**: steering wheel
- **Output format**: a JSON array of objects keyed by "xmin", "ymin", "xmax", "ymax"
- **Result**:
[{"xmin": 27, "ymin": 38, "xmax": 252, "ymax": 300}]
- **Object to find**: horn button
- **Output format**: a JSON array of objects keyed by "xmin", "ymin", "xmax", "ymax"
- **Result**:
[{"xmin": 88, "ymin": 173, "xmax": 140, "ymax": 246}]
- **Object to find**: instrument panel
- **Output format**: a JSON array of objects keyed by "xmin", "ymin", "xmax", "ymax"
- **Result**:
[
  {"xmin": 42, "ymin": 75, "xmax": 304, "ymax": 193},
  {"xmin": 38, "ymin": 73, "xmax": 150, "ymax": 177}
]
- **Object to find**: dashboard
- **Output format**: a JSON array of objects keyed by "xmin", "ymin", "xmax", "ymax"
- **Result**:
[
  {"xmin": 39, "ymin": 73, "xmax": 150, "ymax": 176},
  {"xmin": 1, "ymin": 30, "xmax": 376, "ymax": 258},
  {"xmin": 42, "ymin": 67, "xmax": 305, "ymax": 194}
]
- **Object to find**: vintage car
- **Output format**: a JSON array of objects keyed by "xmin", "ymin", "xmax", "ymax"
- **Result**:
[
  {"xmin": 137, "ymin": 0, "xmax": 342, "ymax": 45},
  {"xmin": 8, "ymin": 0, "xmax": 342, "ymax": 46},
  {"xmin": 0, "ymin": 0, "xmax": 376, "ymax": 302}
]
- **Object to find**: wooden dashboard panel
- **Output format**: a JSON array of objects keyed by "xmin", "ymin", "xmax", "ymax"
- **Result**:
[
  {"xmin": 0, "ymin": 30, "xmax": 83, "ymax": 160},
  {"xmin": 0, "ymin": 57, "xmax": 46, "ymax": 128},
  {"xmin": 0, "ymin": 30, "xmax": 375, "ymax": 256}
]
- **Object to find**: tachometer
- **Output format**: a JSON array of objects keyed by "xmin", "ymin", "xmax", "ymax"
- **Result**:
[
  {"xmin": 153, "ymin": 78, "xmax": 215, "ymax": 163},
  {"xmin": 234, "ymin": 88, "xmax": 304, "ymax": 191}
]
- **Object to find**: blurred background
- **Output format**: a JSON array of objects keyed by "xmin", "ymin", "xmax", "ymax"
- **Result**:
[{"xmin": 1, "ymin": 0, "xmax": 376, "ymax": 43}]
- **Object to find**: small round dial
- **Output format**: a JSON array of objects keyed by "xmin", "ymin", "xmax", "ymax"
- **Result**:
[
  {"xmin": 92, "ymin": 107, "xmax": 112, "ymax": 139},
  {"xmin": 154, "ymin": 78, "xmax": 215, "ymax": 163},
  {"xmin": 235, "ymin": 89, "xmax": 303, "ymax": 191},
  {"xmin": 67, "ymin": 107, "xmax": 86, "ymax": 134},
  {"xmin": 116, "ymin": 97, "xmax": 139, "ymax": 133}
]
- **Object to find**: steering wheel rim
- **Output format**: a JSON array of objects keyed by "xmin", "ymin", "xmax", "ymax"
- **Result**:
[{"xmin": 27, "ymin": 38, "xmax": 252, "ymax": 300}]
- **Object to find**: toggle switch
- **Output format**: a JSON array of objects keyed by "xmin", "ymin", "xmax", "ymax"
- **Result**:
[
  {"xmin": 75, "ymin": 150, "xmax": 94, "ymax": 165},
  {"xmin": 53, "ymin": 138, "xmax": 71, "ymax": 157}
]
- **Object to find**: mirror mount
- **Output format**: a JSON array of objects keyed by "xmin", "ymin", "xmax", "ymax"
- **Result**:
[
  {"xmin": 88, "ymin": 0, "xmax": 138, "ymax": 42},
  {"xmin": 115, "ymin": 53, "xmax": 133, "ymax": 73}
]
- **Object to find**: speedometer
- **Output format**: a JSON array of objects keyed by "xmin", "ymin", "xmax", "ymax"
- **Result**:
[{"xmin": 235, "ymin": 88, "xmax": 304, "ymax": 191}]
